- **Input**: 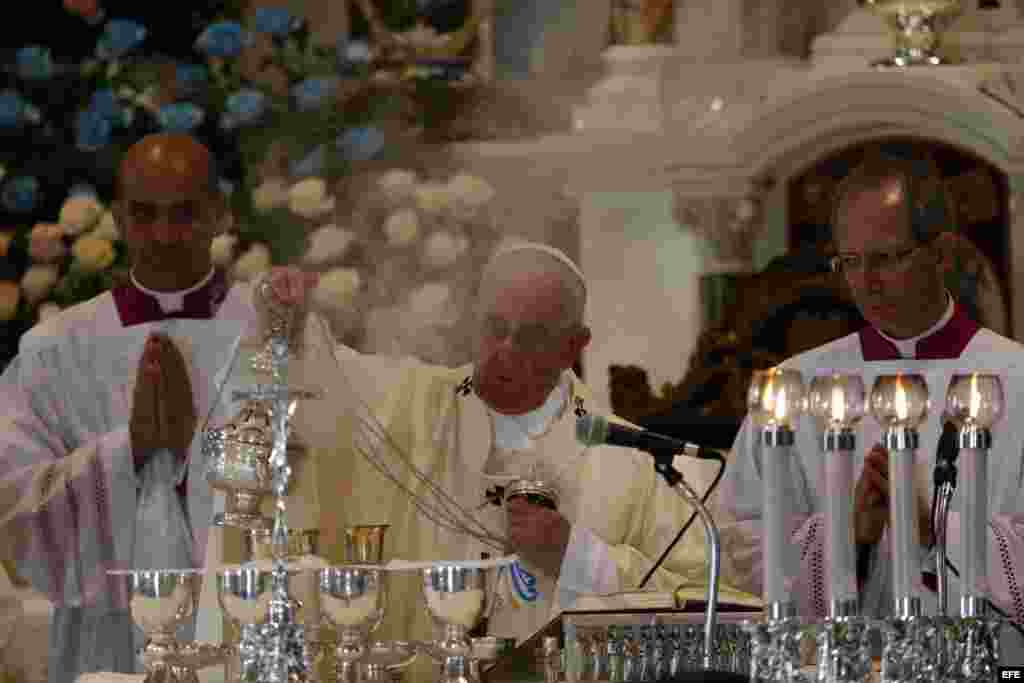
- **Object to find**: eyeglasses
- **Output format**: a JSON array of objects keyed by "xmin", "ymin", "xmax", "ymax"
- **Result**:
[
  {"xmin": 829, "ymin": 244, "xmax": 924, "ymax": 275},
  {"xmin": 481, "ymin": 316, "xmax": 570, "ymax": 353}
]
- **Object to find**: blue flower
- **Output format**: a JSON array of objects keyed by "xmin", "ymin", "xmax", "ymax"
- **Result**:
[
  {"xmin": 2, "ymin": 176, "xmax": 40, "ymax": 213},
  {"xmin": 15, "ymin": 46, "xmax": 54, "ymax": 81},
  {"xmin": 175, "ymin": 64, "xmax": 208, "ymax": 97},
  {"xmin": 0, "ymin": 90, "xmax": 29, "ymax": 129},
  {"xmin": 221, "ymin": 89, "xmax": 267, "ymax": 129},
  {"xmin": 289, "ymin": 145, "xmax": 325, "ymax": 178},
  {"xmin": 96, "ymin": 19, "xmax": 147, "ymax": 59},
  {"xmin": 75, "ymin": 107, "xmax": 113, "ymax": 151},
  {"xmin": 252, "ymin": 6, "xmax": 297, "ymax": 36},
  {"xmin": 158, "ymin": 103, "xmax": 204, "ymax": 132},
  {"xmin": 89, "ymin": 89, "xmax": 119, "ymax": 119},
  {"xmin": 336, "ymin": 126, "xmax": 385, "ymax": 162},
  {"xmin": 292, "ymin": 77, "xmax": 338, "ymax": 112},
  {"xmin": 195, "ymin": 22, "xmax": 250, "ymax": 58}
]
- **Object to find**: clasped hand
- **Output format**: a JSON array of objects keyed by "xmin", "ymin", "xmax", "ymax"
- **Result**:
[
  {"xmin": 129, "ymin": 333, "xmax": 196, "ymax": 468},
  {"xmin": 506, "ymin": 497, "xmax": 572, "ymax": 578},
  {"xmin": 854, "ymin": 444, "xmax": 932, "ymax": 548}
]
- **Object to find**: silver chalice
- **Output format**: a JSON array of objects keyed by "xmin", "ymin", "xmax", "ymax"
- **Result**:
[
  {"xmin": 319, "ymin": 566, "xmax": 387, "ymax": 683},
  {"xmin": 109, "ymin": 569, "xmax": 202, "ymax": 683},
  {"xmin": 422, "ymin": 565, "xmax": 493, "ymax": 683}
]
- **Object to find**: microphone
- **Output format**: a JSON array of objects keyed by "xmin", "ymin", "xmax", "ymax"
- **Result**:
[{"xmin": 576, "ymin": 414, "xmax": 719, "ymax": 460}]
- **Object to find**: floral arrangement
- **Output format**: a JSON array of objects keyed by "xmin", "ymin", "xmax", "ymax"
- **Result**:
[
  {"xmin": 0, "ymin": 0, "xmax": 500, "ymax": 370},
  {"xmin": 247, "ymin": 164, "xmax": 502, "ymax": 366}
]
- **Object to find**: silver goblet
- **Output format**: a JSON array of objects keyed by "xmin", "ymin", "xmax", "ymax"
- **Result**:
[
  {"xmin": 422, "ymin": 565, "xmax": 492, "ymax": 683},
  {"xmin": 320, "ymin": 566, "xmax": 387, "ymax": 683},
  {"xmin": 218, "ymin": 566, "xmax": 277, "ymax": 681},
  {"xmin": 109, "ymin": 569, "xmax": 202, "ymax": 683}
]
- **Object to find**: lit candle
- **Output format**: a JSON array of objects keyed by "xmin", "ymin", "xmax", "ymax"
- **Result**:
[
  {"xmin": 810, "ymin": 373, "xmax": 864, "ymax": 612},
  {"xmin": 750, "ymin": 368, "xmax": 805, "ymax": 609},
  {"xmin": 870, "ymin": 373, "xmax": 929, "ymax": 612},
  {"xmin": 947, "ymin": 373, "xmax": 1003, "ymax": 605}
]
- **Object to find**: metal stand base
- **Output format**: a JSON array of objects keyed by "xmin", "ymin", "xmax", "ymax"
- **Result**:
[{"xmin": 744, "ymin": 603, "xmax": 810, "ymax": 682}]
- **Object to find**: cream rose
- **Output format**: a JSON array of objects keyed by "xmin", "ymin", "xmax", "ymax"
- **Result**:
[
  {"xmin": 384, "ymin": 208, "xmax": 420, "ymax": 246},
  {"xmin": 233, "ymin": 243, "xmax": 272, "ymax": 282},
  {"xmin": 210, "ymin": 233, "xmax": 238, "ymax": 267},
  {"xmin": 304, "ymin": 224, "xmax": 355, "ymax": 265},
  {"xmin": 252, "ymin": 178, "xmax": 290, "ymax": 212},
  {"xmin": 313, "ymin": 268, "xmax": 361, "ymax": 311},
  {"xmin": 288, "ymin": 178, "xmax": 336, "ymax": 219},
  {"xmin": 20, "ymin": 265, "xmax": 59, "ymax": 305},
  {"xmin": 413, "ymin": 183, "xmax": 453, "ymax": 214},
  {"xmin": 0, "ymin": 282, "xmax": 19, "ymax": 322},
  {"xmin": 72, "ymin": 235, "xmax": 115, "ymax": 272},
  {"xmin": 37, "ymin": 302, "xmax": 61, "ymax": 322},
  {"xmin": 408, "ymin": 282, "xmax": 455, "ymax": 325},
  {"xmin": 90, "ymin": 210, "xmax": 119, "ymax": 241},
  {"xmin": 59, "ymin": 195, "xmax": 104, "ymax": 236},
  {"xmin": 377, "ymin": 169, "xmax": 419, "ymax": 202},
  {"xmin": 29, "ymin": 223, "xmax": 67, "ymax": 264},
  {"xmin": 422, "ymin": 231, "xmax": 468, "ymax": 269},
  {"xmin": 447, "ymin": 173, "xmax": 495, "ymax": 208}
]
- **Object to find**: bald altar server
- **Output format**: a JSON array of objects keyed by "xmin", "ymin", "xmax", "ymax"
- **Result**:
[
  {"xmin": 717, "ymin": 152, "xmax": 1024, "ymax": 660},
  {"xmin": 264, "ymin": 242, "xmax": 759, "ymax": 678},
  {"xmin": 0, "ymin": 133, "xmax": 291, "ymax": 682}
]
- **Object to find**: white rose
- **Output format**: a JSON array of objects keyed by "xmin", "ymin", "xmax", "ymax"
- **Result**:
[
  {"xmin": 313, "ymin": 268, "xmax": 362, "ymax": 311},
  {"xmin": 233, "ymin": 243, "xmax": 272, "ymax": 282},
  {"xmin": 37, "ymin": 302, "xmax": 61, "ymax": 322},
  {"xmin": 0, "ymin": 282, "xmax": 18, "ymax": 322},
  {"xmin": 422, "ymin": 231, "xmax": 468, "ymax": 269},
  {"xmin": 377, "ymin": 169, "xmax": 419, "ymax": 202},
  {"xmin": 304, "ymin": 224, "xmax": 355, "ymax": 265},
  {"xmin": 413, "ymin": 183, "xmax": 453, "ymax": 214},
  {"xmin": 407, "ymin": 281, "xmax": 454, "ymax": 325},
  {"xmin": 90, "ymin": 210, "xmax": 119, "ymax": 241},
  {"xmin": 20, "ymin": 265, "xmax": 59, "ymax": 305},
  {"xmin": 447, "ymin": 173, "xmax": 495, "ymax": 208},
  {"xmin": 59, "ymin": 195, "xmax": 104, "ymax": 236},
  {"xmin": 252, "ymin": 178, "xmax": 290, "ymax": 212},
  {"xmin": 210, "ymin": 233, "xmax": 238, "ymax": 267},
  {"xmin": 384, "ymin": 208, "xmax": 420, "ymax": 246},
  {"xmin": 288, "ymin": 178, "xmax": 336, "ymax": 219}
]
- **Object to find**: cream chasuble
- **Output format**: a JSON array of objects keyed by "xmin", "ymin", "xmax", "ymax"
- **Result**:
[{"xmin": 313, "ymin": 346, "xmax": 760, "ymax": 681}]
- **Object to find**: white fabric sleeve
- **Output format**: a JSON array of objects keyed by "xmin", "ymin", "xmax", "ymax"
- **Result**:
[{"xmin": 556, "ymin": 523, "xmax": 620, "ymax": 610}]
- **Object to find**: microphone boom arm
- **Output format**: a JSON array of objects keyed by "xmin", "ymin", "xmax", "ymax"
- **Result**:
[{"xmin": 651, "ymin": 452, "xmax": 721, "ymax": 671}]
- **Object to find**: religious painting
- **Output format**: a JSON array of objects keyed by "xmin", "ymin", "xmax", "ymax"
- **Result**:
[
  {"xmin": 787, "ymin": 136, "xmax": 1011, "ymax": 335},
  {"xmin": 610, "ymin": 0, "xmax": 674, "ymax": 46}
]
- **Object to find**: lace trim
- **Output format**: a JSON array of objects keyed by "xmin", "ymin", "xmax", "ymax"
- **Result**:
[
  {"xmin": 992, "ymin": 522, "xmax": 1024, "ymax": 625},
  {"xmin": 802, "ymin": 516, "xmax": 827, "ymax": 618}
]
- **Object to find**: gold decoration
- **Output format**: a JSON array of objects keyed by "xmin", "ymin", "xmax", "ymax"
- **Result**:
[{"xmin": 864, "ymin": 0, "xmax": 964, "ymax": 67}]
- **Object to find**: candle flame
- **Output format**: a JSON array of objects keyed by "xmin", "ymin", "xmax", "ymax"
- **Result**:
[
  {"xmin": 774, "ymin": 386, "xmax": 788, "ymax": 422},
  {"xmin": 830, "ymin": 382, "xmax": 846, "ymax": 423},
  {"xmin": 894, "ymin": 375, "xmax": 908, "ymax": 422},
  {"xmin": 969, "ymin": 372, "xmax": 981, "ymax": 421}
]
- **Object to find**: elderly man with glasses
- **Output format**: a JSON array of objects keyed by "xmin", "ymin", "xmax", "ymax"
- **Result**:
[{"xmin": 716, "ymin": 150, "xmax": 1024, "ymax": 664}]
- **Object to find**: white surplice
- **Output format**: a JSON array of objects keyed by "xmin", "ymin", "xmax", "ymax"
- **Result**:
[
  {"xmin": 0, "ymin": 281, "xmax": 254, "ymax": 682},
  {"xmin": 717, "ymin": 303, "xmax": 1024, "ymax": 664}
]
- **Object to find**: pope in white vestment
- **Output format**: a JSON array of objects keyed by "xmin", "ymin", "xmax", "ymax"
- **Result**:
[{"xmin": 286, "ymin": 243, "xmax": 760, "ymax": 679}]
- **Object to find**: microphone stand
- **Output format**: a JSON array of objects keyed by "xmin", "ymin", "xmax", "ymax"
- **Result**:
[
  {"xmin": 649, "ymin": 451, "xmax": 722, "ymax": 672},
  {"xmin": 932, "ymin": 445, "xmax": 957, "ymax": 680}
]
